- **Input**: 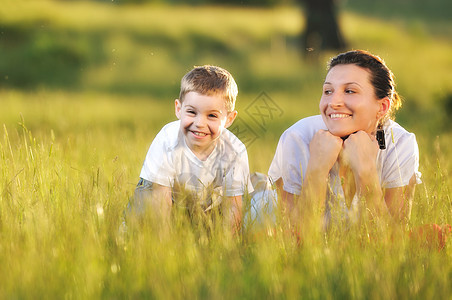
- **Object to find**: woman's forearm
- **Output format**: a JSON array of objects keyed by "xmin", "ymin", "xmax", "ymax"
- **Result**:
[
  {"xmin": 354, "ymin": 168, "xmax": 387, "ymax": 220},
  {"xmin": 301, "ymin": 163, "xmax": 330, "ymax": 214}
]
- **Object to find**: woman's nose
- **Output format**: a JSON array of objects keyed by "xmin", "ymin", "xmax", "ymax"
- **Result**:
[{"xmin": 329, "ymin": 92, "xmax": 344, "ymax": 108}]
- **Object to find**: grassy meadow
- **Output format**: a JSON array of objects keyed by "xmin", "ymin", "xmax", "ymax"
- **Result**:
[{"xmin": 1, "ymin": 1, "xmax": 452, "ymax": 298}]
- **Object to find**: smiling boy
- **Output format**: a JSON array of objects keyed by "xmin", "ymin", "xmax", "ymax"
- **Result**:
[{"xmin": 133, "ymin": 65, "xmax": 253, "ymax": 230}]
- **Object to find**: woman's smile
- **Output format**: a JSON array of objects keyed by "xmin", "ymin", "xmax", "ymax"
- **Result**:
[{"xmin": 320, "ymin": 64, "xmax": 383, "ymax": 137}]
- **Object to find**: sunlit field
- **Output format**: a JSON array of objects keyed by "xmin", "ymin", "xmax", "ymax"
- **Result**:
[{"xmin": 1, "ymin": 1, "xmax": 452, "ymax": 298}]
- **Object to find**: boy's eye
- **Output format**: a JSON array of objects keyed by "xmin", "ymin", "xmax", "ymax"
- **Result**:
[
  {"xmin": 187, "ymin": 110, "xmax": 195, "ymax": 115},
  {"xmin": 208, "ymin": 114, "xmax": 218, "ymax": 118}
]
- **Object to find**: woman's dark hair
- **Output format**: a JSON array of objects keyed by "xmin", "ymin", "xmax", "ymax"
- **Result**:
[{"xmin": 328, "ymin": 50, "xmax": 402, "ymax": 122}]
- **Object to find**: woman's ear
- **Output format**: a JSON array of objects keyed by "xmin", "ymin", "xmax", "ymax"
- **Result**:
[
  {"xmin": 377, "ymin": 97, "xmax": 391, "ymax": 119},
  {"xmin": 224, "ymin": 110, "xmax": 238, "ymax": 128},
  {"xmin": 175, "ymin": 99, "xmax": 182, "ymax": 119}
]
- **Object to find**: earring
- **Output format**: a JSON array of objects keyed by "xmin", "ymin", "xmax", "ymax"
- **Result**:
[{"xmin": 376, "ymin": 124, "xmax": 386, "ymax": 150}]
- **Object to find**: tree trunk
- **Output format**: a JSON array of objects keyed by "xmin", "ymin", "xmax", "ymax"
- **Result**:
[{"xmin": 299, "ymin": 0, "xmax": 346, "ymax": 54}]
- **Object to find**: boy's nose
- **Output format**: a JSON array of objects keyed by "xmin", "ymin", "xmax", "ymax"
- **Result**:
[{"xmin": 194, "ymin": 115, "xmax": 207, "ymax": 127}]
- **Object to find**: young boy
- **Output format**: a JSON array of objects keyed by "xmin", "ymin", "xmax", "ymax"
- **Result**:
[{"xmin": 133, "ymin": 65, "xmax": 253, "ymax": 231}]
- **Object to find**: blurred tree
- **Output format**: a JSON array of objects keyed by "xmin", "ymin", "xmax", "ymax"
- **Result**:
[
  {"xmin": 93, "ymin": 0, "xmax": 282, "ymax": 5},
  {"xmin": 297, "ymin": 0, "xmax": 346, "ymax": 55},
  {"xmin": 209, "ymin": 0, "xmax": 280, "ymax": 5}
]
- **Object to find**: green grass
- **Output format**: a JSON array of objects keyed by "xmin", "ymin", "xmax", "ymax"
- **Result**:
[{"xmin": 1, "ymin": 1, "xmax": 452, "ymax": 298}]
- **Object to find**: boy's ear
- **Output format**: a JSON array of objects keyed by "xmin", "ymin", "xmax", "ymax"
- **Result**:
[
  {"xmin": 224, "ymin": 110, "xmax": 238, "ymax": 128},
  {"xmin": 175, "ymin": 99, "xmax": 182, "ymax": 119}
]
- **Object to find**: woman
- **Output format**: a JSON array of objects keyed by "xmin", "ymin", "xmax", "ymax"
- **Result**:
[{"xmin": 268, "ymin": 50, "xmax": 421, "ymax": 230}]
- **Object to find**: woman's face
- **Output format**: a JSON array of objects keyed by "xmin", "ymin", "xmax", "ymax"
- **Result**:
[{"xmin": 319, "ymin": 64, "xmax": 385, "ymax": 137}]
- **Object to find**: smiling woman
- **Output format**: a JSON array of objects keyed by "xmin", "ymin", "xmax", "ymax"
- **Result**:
[
  {"xmin": 320, "ymin": 64, "xmax": 388, "ymax": 137},
  {"xmin": 267, "ymin": 50, "xmax": 421, "ymax": 235}
]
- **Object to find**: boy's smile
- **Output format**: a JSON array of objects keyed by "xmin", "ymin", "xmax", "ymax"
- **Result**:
[{"xmin": 175, "ymin": 92, "xmax": 237, "ymax": 161}]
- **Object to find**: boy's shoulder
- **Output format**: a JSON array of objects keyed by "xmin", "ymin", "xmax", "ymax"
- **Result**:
[
  {"xmin": 220, "ymin": 128, "xmax": 247, "ymax": 155},
  {"xmin": 154, "ymin": 120, "xmax": 182, "ymax": 151}
]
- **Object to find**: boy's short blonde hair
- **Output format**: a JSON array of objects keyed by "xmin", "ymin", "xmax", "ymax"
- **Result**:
[{"xmin": 179, "ymin": 65, "xmax": 238, "ymax": 112}]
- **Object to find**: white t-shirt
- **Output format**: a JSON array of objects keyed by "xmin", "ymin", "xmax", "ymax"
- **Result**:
[
  {"xmin": 140, "ymin": 120, "xmax": 253, "ymax": 208},
  {"xmin": 268, "ymin": 115, "xmax": 421, "ymax": 221}
]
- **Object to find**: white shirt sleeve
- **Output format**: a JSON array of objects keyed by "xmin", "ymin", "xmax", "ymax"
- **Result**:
[
  {"xmin": 268, "ymin": 128, "xmax": 310, "ymax": 195},
  {"xmin": 139, "ymin": 124, "xmax": 177, "ymax": 187},
  {"xmin": 380, "ymin": 128, "xmax": 422, "ymax": 188}
]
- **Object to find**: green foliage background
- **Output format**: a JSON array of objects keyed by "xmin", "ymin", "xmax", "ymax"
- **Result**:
[{"xmin": 1, "ymin": 0, "xmax": 451, "ymax": 298}]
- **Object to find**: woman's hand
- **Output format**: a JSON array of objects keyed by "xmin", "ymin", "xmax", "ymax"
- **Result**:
[
  {"xmin": 298, "ymin": 130, "xmax": 343, "ymax": 230},
  {"xmin": 341, "ymin": 131, "xmax": 379, "ymax": 177},
  {"xmin": 307, "ymin": 129, "xmax": 343, "ymax": 177},
  {"xmin": 341, "ymin": 131, "xmax": 386, "ymax": 218}
]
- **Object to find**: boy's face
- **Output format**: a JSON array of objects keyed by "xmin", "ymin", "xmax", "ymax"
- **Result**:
[{"xmin": 175, "ymin": 92, "xmax": 237, "ymax": 160}]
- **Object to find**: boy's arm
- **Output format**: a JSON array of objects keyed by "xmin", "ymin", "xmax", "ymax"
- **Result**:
[
  {"xmin": 223, "ymin": 195, "xmax": 243, "ymax": 233},
  {"xmin": 133, "ymin": 179, "xmax": 172, "ymax": 222},
  {"xmin": 150, "ymin": 183, "xmax": 173, "ymax": 221}
]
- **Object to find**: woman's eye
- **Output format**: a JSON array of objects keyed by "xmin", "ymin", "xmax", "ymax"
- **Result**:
[
  {"xmin": 345, "ymin": 89, "xmax": 355, "ymax": 94},
  {"xmin": 323, "ymin": 89, "xmax": 332, "ymax": 95}
]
